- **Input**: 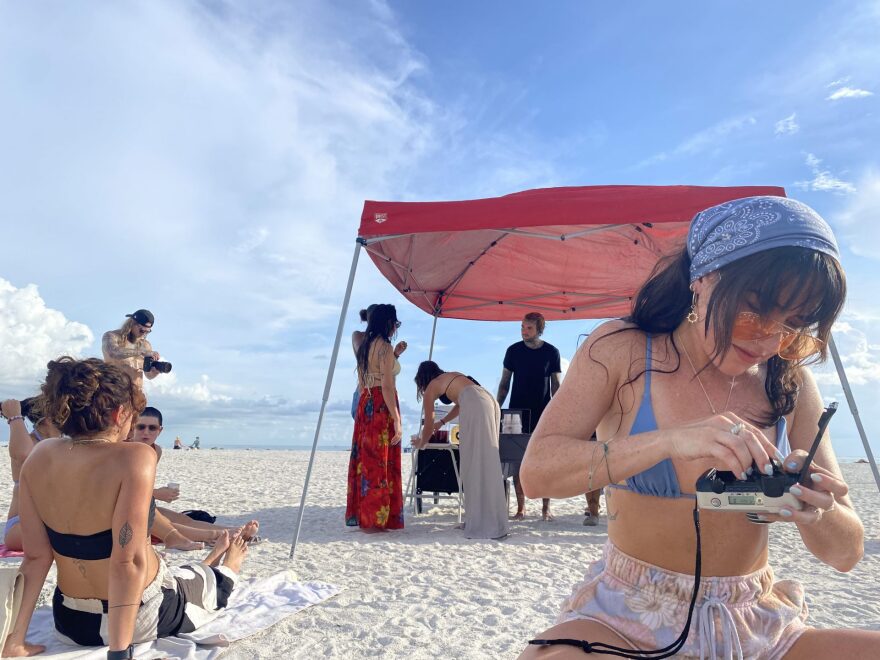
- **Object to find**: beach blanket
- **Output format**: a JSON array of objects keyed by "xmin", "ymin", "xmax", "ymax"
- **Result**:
[
  {"xmin": 22, "ymin": 572, "xmax": 339, "ymax": 659},
  {"xmin": 0, "ymin": 544, "xmax": 24, "ymax": 558}
]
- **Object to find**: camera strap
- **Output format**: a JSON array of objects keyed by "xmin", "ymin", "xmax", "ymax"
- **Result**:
[{"xmin": 527, "ymin": 505, "xmax": 703, "ymax": 658}]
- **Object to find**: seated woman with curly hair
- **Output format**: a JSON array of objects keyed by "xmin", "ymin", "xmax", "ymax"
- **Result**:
[{"xmin": 2, "ymin": 358, "xmax": 249, "ymax": 660}]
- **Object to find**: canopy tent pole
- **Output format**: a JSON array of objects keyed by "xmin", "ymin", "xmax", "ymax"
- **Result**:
[
  {"xmin": 828, "ymin": 333, "xmax": 880, "ymax": 494},
  {"xmin": 289, "ymin": 238, "xmax": 364, "ymax": 560},
  {"xmin": 427, "ymin": 313, "xmax": 439, "ymax": 361}
]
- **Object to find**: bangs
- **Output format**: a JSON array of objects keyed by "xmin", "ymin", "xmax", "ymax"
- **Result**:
[
  {"xmin": 711, "ymin": 247, "xmax": 845, "ymax": 331},
  {"xmin": 748, "ymin": 249, "xmax": 845, "ymax": 329}
]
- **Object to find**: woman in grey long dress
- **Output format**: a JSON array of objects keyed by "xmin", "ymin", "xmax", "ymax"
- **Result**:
[{"xmin": 414, "ymin": 361, "xmax": 509, "ymax": 540}]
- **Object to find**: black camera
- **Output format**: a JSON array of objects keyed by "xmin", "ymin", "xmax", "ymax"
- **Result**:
[
  {"xmin": 143, "ymin": 356, "xmax": 173, "ymax": 374},
  {"xmin": 696, "ymin": 402, "xmax": 837, "ymax": 516}
]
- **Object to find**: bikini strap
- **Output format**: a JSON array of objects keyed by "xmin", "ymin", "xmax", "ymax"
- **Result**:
[{"xmin": 644, "ymin": 335, "xmax": 653, "ymax": 389}]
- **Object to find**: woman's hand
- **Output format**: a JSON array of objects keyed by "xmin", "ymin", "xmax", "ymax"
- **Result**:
[
  {"xmin": 759, "ymin": 452, "xmax": 848, "ymax": 524},
  {"xmin": 1, "ymin": 398, "xmax": 22, "ymax": 419},
  {"xmin": 433, "ymin": 420, "xmax": 444, "ymax": 432},
  {"xmin": 391, "ymin": 424, "xmax": 403, "ymax": 445},
  {"xmin": 665, "ymin": 412, "xmax": 781, "ymax": 479},
  {"xmin": 153, "ymin": 486, "xmax": 180, "ymax": 502},
  {"xmin": 393, "ymin": 341, "xmax": 407, "ymax": 357},
  {"xmin": 2, "ymin": 638, "xmax": 45, "ymax": 657}
]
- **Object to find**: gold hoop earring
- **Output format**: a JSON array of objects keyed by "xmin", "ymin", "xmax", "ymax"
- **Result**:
[{"xmin": 686, "ymin": 291, "xmax": 699, "ymax": 324}]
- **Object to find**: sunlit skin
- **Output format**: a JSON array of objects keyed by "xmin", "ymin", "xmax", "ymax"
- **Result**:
[{"xmin": 518, "ymin": 272, "xmax": 873, "ymax": 659}]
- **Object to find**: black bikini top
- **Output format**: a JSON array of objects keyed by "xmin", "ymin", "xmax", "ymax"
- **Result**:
[
  {"xmin": 46, "ymin": 498, "xmax": 156, "ymax": 560},
  {"xmin": 439, "ymin": 374, "xmax": 480, "ymax": 405}
]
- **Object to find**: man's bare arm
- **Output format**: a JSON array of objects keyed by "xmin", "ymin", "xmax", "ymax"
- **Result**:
[{"xmin": 496, "ymin": 368, "xmax": 512, "ymax": 405}]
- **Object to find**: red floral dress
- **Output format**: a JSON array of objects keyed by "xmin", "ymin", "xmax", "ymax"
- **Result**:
[{"xmin": 345, "ymin": 386, "xmax": 404, "ymax": 529}]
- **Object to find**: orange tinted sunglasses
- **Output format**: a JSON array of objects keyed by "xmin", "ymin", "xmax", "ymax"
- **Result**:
[{"xmin": 732, "ymin": 312, "xmax": 824, "ymax": 361}]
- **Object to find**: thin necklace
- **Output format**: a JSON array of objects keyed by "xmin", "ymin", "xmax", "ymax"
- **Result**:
[{"xmin": 678, "ymin": 333, "xmax": 736, "ymax": 415}]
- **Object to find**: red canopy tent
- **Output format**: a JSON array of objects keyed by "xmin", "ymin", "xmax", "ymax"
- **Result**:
[
  {"xmin": 358, "ymin": 184, "xmax": 784, "ymax": 323},
  {"xmin": 288, "ymin": 183, "xmax": 879, "ymax": 559}
]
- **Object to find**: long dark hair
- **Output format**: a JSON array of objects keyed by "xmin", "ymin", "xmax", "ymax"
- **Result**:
[
  {"xmin": 414, "ymin": 361, "xmax": 445, "ymax": 401},
  {"xmin": 355, "ymin": 304, "xmax": 399, "ymax": 379},
  {"xmin": 604, "ymin": 245, "xmax": 845, "ymax": 426}
]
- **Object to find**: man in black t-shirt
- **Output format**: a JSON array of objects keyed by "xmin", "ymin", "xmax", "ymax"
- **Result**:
[{"xmin": 497, "ymin": 312, "xmax": 562, "ymax": 521}]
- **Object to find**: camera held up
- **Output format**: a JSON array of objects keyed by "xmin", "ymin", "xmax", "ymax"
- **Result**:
[{"xmin": 143, "ymin": 356, "xmax": 173, "ymax": 374}]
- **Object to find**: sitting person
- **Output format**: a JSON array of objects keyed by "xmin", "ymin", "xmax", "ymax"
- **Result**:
[
  {"xmin": 191, "ymin": 436, "xmax": 200, "ymax": 449},
  {"xmin": 2, "ymin": 357, "xmax": 250, "ymax": 659},
  {"xmin": 2, "ymin": 398, "xmax": 60, "ymax": 552},
  {"xmin": 518, "ymin": 197, "xmax": 877, "ymax": 658},
  {"xmin": 414, "ymin": 361, "xmax": 508, "ymax": 540},
  {"xmin": 129, "ymin": 407, "xmax": 257, "ymax": 548},
  {"xmin": 174, "ymin": 436, "xmax": 183, "ymax": 449}
]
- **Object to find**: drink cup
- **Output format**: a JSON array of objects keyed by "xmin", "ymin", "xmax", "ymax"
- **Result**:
[{"xmin": 167, "ymin": 482, "xmax": 180, "ymax": 493}]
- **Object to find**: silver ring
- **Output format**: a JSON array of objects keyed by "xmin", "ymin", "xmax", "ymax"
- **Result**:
[{"xmin": 730, "ymin": 422, "xmax": 744, "ymax": 436}]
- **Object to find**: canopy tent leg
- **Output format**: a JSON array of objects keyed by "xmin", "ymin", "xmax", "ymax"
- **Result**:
[
  {"xmin": 289, "ymin": 238, "xmax": 364, "ymax": 560},
  {"xmin": 427, "ymin": 313, "xmax": 439, "ymax": 361},
  {"xmin": 829, "ymin": 333, "xmax": 880, "ymax": 494}
]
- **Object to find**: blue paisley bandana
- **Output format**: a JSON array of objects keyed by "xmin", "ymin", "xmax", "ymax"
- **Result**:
[{"xmin": 688, "ymin": 196, "xmax": 840, "ymax": 282}]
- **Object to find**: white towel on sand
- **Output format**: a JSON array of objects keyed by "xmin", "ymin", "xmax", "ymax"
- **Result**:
[{"xmin": 18, "ymin": 572, "xmax": 339, "ymax": 659}]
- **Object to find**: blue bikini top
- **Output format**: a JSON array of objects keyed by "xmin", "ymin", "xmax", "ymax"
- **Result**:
[{"xmin": 609, "ymin": 335, "xmax": 791, "ymax": 499}]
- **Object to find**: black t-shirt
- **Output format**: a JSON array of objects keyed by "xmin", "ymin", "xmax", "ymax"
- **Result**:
[{"xmin": 503, "ymin": 341, "xmax": 561, "ymax": 431}]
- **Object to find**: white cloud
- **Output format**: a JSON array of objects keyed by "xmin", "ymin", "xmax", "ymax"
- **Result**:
[
  {"xmin": 0, "ymin": 279, "xmax": 94, "ymax": 392},
  {"xmin": 827, "ymin": 77, "xmax": 852, "ymax": 88},
  {"xmin": 814, "ymin": 316, "xmax": 880, "ymax": 387},
  {"xmin": 826, "ymin": 86, "xmax": 874, "ymax": 101},
  {"xmin": 774, "ymin": 113, "xmax": 799, "ymax": 135},
  {"xmin": 834, "ymin": 169, "xmax": 880, "ymax": 259},
  {"xmin": 794, "ymin": 153, "xmax": 856, "ymax": 194}
]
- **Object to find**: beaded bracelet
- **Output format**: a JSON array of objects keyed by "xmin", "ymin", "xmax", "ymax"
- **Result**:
[{"xmin": 5, "ymin": 415, "xmax": 25, "ymax": 425}]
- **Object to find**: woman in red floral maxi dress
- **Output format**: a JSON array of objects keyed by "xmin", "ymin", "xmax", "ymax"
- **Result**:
[{"xmin": 346, "ymin": 304, "xmax": 404, "ymax": 530}]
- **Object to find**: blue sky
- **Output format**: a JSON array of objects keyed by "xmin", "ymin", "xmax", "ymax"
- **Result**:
[{"xmin": 0, "ymin": 1, "xmax": 878, "ymax": 457}]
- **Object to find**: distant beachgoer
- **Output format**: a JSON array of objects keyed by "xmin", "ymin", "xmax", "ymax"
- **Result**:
[
  {"xmin": 351, "ymin": 305, "xmax": 406, "ymax": 419},
  {"xmin": 174, "ymin": 436, "xmax": 183, "ymax": 449},
  {"xmin": 2, "ymin": 398, "xmax": 60, "ymax": 552},
  {"xmin": 2, "ymin": 357, "xmax": 250, "ymax": 659},
  {"xmin": 346, "ymin": 304, "xmax": 404, "ymax": 531},
  {"xmin": 414, "ymin": 361, "xmax": 508, "ymax": 540},
  {"xmin": 519, "ymin": 196, "xmax": 878, "ymax": 658},
  {"xmin": 191, "ymin": 436, "xmax": 201, "ymax": 450}
]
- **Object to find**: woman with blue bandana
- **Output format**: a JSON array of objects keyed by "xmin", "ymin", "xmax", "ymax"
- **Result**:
[{"xmin": 518, "ymin": 197, "xmax": 877, "ymax": 659}]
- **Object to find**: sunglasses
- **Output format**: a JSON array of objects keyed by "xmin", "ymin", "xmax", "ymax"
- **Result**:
[
  {"xmin": 136, "ymin": 423, "xmax": 160, "ymax": 431},
  {"xmin": 732, "ymin": 312, "xmax": 824, "ymax": 361},
  {"xmin": 137, "ymin": 323, "xmax": 152, "ymax": 333}
]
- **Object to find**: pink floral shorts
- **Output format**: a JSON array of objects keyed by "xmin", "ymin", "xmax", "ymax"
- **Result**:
[{"xmin": 558, "ymin": 542, "xmax": 809, "ymax": 659}]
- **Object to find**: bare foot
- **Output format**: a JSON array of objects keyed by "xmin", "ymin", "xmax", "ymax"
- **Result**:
[
  {"xmin": 542, "ymin": 511, "xmax": 555, "ymax": 522},
  {"xmin": 202, "ymin": 530, "xmax": 231, "ymax": 567},
  {"xmin": 511, "ymin": 512, "xmax": 525, "ymax": 521},
  {"xmin": 240, "ymin": 520, "xmax": 260, "ymax": 542},
  {"xmin": 221, "ymin": 533, "xmax": 249, "ymax": 574},
  {"xmin": 164, "ymin": 530, "xmax": 205, "ymax": 551}
]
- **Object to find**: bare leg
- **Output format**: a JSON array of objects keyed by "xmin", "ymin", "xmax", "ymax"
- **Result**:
[
  {"xmin": 239, "ymin": 520, "xmax": 260, "ymax": 542},
  {"xmin": 542, "ymin": 499, "xmax": 554, "ymax": 521},
  {"xmin": 158, "ymin": 507, "xmax": 236, "ymax": 532},
  {"xmin": 518, "ymin": 619, "xmax": 634, "ymax": 659},
  {"xmin": 221, "ymin": 532, "xmax": 249, "ymax": 574},
  {"xmin": 2, "ymin": 522, "xmax": 22, "ymax": 551},
  {"xmin": 202, "ymin": 530, "xmax": 231, "ymax": 567},
  {"xmin": 163, "ymin": 528, "xmax": 205, "ymax": 551},
  {"xmin": 512, "ymin": 475, "xmax": 525, "ymax": 519},
  {"xmin": 784, "ymin": 628, "xmax": 880, "ymax": 659}
]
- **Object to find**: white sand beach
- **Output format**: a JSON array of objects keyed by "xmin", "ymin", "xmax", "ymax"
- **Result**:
[{"xmin": 3, "ymin": 449, "xmax": 879, "ymax": 658}]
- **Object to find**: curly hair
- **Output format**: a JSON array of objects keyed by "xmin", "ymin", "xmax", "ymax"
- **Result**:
[{"xmin": 40, "ymin": 357, "xmax": 146, "ymax": 438}]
